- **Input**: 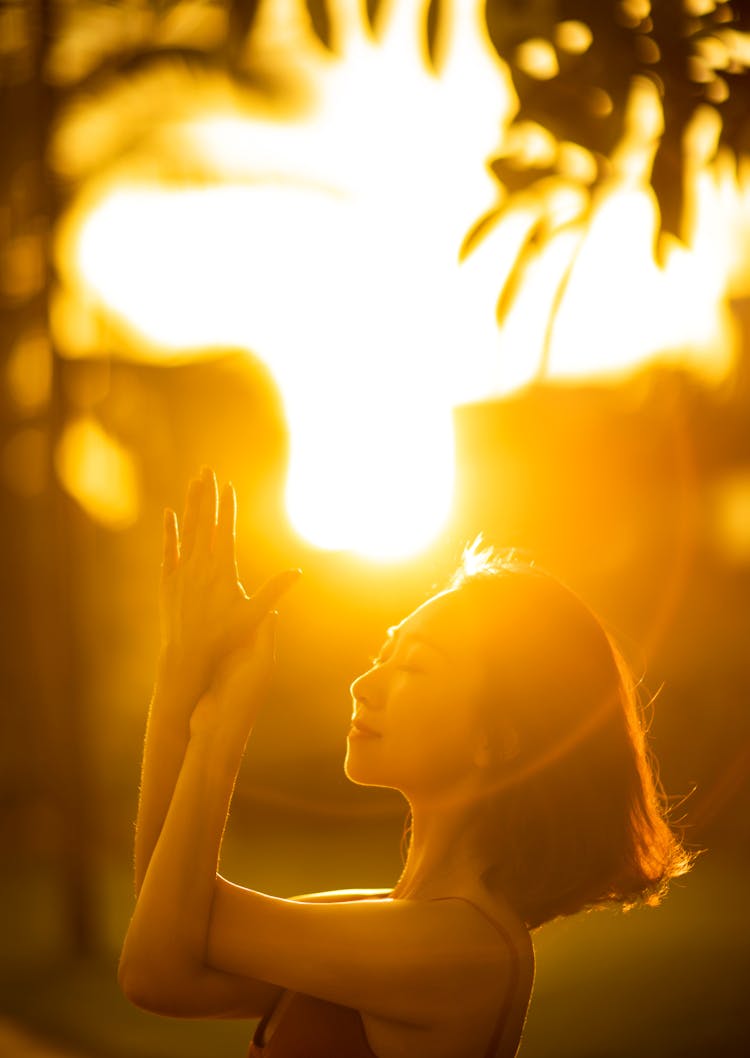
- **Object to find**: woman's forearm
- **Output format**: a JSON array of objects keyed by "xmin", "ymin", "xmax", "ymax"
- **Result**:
[
  {"xmin": 122, "ymin": 717, "xmax": 240, "ymax": 991},
  {"xmin": 134, "ymin": 646, "xmax": 208, "ymax": 896}
]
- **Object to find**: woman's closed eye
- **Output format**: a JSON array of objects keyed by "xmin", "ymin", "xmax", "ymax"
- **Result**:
[
  {"xmin": 369, "ymin": 628, "xmax": 435, "ymax": 672},
  {"xmin": 395, "ymin": 654, "xmax": 427, "ymax": 672},
  {"xmin": 371, "ymin": 649, "xmax": 427, "ymax": 674}
]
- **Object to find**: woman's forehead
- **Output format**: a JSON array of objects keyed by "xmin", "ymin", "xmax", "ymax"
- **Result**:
[{"xmin": 397, "ymin": 590, "xmax": 472, "ymax": 644}]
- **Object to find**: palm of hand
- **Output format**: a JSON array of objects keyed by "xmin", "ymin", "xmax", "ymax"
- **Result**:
[{"xmin": 160, "ymin": 467, "xmax": 299, "ymax": 694}]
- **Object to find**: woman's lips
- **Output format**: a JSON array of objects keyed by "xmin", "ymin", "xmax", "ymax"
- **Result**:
[{"xmin": 348, "ymin": 718, "xmax": 382, "ymax": 738}]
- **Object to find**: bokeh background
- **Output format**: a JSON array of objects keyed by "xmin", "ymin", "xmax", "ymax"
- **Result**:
[{"xmin": 2, "ymin": 1, "xmax": 750, "ymax": 1055}]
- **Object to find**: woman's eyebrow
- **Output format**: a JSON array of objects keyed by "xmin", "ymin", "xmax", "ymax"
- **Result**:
[{"xmin": 386, "ymin": 626, "xmax": 447, "ymax": 658}]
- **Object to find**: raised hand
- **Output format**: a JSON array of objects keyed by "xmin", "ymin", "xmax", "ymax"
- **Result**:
[
  {"xmin": 188, "ymin": 608, "xmax": 279, "ymax": 755},
  {"xmin": 159, "ymin": 466, "xmax": 300, "ymax": 699}
]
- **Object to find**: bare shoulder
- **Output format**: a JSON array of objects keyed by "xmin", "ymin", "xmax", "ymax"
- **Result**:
[
  {"xmin": 290, "ymin": 887, "xmax": 394, "ymax": 903},
  {"xmin": 360, "ymin": 892, "xmax": 534, "ymax": 1058},
  {"xmin": 434, "ymin": 888, "xmax": 534, "ymax": 985},
  {"xmin": 481, "ymin": 887, "xmax": 535, "ymax": 962},
  {"xmin": 471, "ymin": 885, "xmax": 536, "ymax": 993}
]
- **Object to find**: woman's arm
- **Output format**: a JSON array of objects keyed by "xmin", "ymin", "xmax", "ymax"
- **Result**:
[
  {"xmin": 134, "ymin": 475, "xmax": 203, "ymax": 896},
  {"xmin": 135, "ymin": 645, "xmax": 201, "ymax": 896},
  {"xmin": 134, "ymin": 468, "xmax": 299, "ymax": 894},
  {"xmin": 119, "ymin": 611, "xmax": 277, "ymax": 1016},
  {"xmin": 123, "ymin": 468, "xmax": 299, "ymax": 1016}
]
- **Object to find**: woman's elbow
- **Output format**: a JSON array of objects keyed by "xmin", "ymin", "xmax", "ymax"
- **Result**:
[
  {"xmin": 119, "ymin": 918, "xmax": 177, "ymax": 1013},
  {"xmin": 118, "ymin": 953, "xmax": 178, "ymax": 1015},
  {"xmin": 118, "ymin": 954, "xmax": 154, "ymax": 1011}
]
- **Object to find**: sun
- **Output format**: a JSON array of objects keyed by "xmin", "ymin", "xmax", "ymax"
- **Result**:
[{"xmin": 61, "ymin": 0, "xmax": 750, "ymax": 555}]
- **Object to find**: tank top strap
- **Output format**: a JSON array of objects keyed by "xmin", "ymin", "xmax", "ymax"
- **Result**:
[{"xmin": 428, "ymin": 896, "xmax": 521, "ymax": 1058}]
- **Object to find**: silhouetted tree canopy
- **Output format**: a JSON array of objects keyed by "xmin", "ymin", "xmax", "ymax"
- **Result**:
[{"xmin": 2, "ymin": 0, "xmax": 743, "ymax": 245}]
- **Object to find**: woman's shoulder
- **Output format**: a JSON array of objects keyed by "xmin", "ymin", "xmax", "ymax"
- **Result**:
[
  {"xmin": 420, "ymin": 882, "xmax": 535, "ymax": 1007},
  {"xmin": 290, "ymin": 887, "xmax": 394, "ymax": 903},
  {"xmin": 287, "ymin": 883, "xmax": 531, "ymax": 996},
  {"xmin": 290, "ymin": 884, "xmax": 532, "ymax": 960},
  {"xmin": 366, "ymin": 887, "xmax": 533, "ymax": 1058},
  {"xmin": 463, "ymin": 883, "xmax": 534, "ymax": 953},
  {"xmin": 466, "ymin": 884, "xmax": 536, "ymax": 981},
  {"xmin": 425, "ymin": 886, "xmax": 535, "ymax": 1057}
]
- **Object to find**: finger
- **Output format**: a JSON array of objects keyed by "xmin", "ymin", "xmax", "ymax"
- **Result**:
[
  {"xmin": 259, "ymin": 609, "xmax": 278, "ymax": 666},
  {"xmin": 220, "ymin": 610, "xmax": 278, "ymax": 701},
  {"xmin": 242, "ymin": 610, "xmax": 278, "ymax": 673},
  {"xmin": 216, "ymin": 481, "xmax": 238, "ymax": 579},
  {"xmin": 180, "ymin": 477, "xmax": 202, "ymax": 561},
  {"xmin": 161, "ymin": 508, "xmax": 179, "ymax": 575},
  {"xmin": 194, "ymin": 465, "xmax": 218, "ymax": 558},
  {"xmin": 249, "ymin": 569, "xmax": 302, "ymax": 616}
]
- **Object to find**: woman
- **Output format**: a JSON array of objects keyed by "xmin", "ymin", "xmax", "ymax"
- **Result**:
[{"xmin": 119, "ymin": 467, "xmax": 693, "ymax": 1058}]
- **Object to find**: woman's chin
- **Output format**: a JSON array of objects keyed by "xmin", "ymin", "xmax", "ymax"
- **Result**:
[
  {"xmin": 344, "ymin": 748, "xmax": 384, "ymax": 787},
  {"xmin": 343, "ymin": 756, "xmax": 371, "ymax": 786}
]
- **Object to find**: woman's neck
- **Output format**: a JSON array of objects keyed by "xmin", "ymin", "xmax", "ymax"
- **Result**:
[{"xmin": 392, "ymin": 794, "xmax": 491, "ymax": 900}]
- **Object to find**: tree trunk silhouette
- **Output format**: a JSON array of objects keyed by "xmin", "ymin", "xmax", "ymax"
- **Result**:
[{"xmin": 0, "ymin": 0, "xmax": 98, "ymax": 956}]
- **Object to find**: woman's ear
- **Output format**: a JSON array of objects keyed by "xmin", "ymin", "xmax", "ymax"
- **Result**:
[
  {"xmin": 475, "ymin": 725, "xmax": 519, "ymax": 768},
  {"xmin": 474, "ymin": 733, "xmax": 491, "ymax": 769},
  {"xmin": 500, "ymin": 725, "xmax": 520, "ymax": 763}
]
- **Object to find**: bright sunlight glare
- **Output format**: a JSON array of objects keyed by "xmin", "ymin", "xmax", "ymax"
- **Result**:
[{"xmin": 60, "ymin": 0, "xmax": 750, "ymax": 557}]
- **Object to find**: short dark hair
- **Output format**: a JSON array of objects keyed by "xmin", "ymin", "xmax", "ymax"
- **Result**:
[{"xmin": 446, "ymin": 542, "xmax": 696, "ymax": 929}]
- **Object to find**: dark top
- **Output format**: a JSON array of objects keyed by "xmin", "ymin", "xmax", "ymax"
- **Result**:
[{"xmin": 247, "ymin": 895, "xmax": 521, "ymax": 1058}]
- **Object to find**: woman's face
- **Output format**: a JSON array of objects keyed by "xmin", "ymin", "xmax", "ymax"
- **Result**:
[{"xmin": 345, "ymin": 590, "xmax": 489, "ymax": 803}]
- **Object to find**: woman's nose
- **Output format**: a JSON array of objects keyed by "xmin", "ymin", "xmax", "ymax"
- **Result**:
[{"xmin": 349, "ymin": 665, "xmax": 379, "ymax": 705}]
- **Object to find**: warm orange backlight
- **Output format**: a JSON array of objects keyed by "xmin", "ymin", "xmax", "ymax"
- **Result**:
[{"xmin": 56, "ymin": 1, "xmax": 750, "ymax": 557}]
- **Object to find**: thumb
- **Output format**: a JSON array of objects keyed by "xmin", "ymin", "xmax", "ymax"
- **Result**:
[
  {"xmin": 215, "ymin": 610, "xmax": 278, "ymax": 700},
  {"xmin": 241, "ymin": 609, "xmax": 278, "ymax": 687},
  {"xmin": 256, "ymin": 609, "xmax": 278, "ymax": 663},
  {"xmin": 250, "ymin": 570, "xmax": 302, "ymax": 615}
]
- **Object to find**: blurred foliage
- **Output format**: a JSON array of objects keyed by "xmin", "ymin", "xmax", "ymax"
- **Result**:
[
  {"xmin": 2, "ymin": 1, "xmax": 747, "ymax": 226},
  {"xmin": 485, "ymin": 0, "xmax": 750, "ymax": 239},
  {"xmin": 3, "ymin": 1, "xmax": 749, "ymax": 232}
]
